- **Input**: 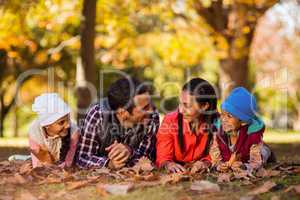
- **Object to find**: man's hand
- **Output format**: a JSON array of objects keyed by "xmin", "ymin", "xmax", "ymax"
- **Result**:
[
  {"xmin": 190, "ymin": 160, "xmax": 210, "ymax": 174},
  {"xmin": 163, "ymin": 161, "xmax": 187, "ymax": 173},
  {"xmin": 105, "ymin": 141, "xmax": 132, "ymax": 170}
]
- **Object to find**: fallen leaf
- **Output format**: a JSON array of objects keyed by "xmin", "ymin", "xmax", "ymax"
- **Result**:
[
  {"xmin": 241, "ymin": 180, "xmax": 254, "ymax": 186},
  {"xmin": 160, "ymin": 174, "xmax": 190, "ymax": 185},
  {"xmin": 284, "ymin": 185, "xmax": 300, "ymax": 194},
  {"xmin": 0, "ymin": 161, "xmax": 10, "ymax": 166},
  {"xmin": 217, "ymin": 173, "xmax": 232, "ymax": 183},
  {"xmin": 190, "ymin": 180, "xmax": 220, "ymax": 193},
  {"xmin": 66, "ymin": 180, "xmax": 92, "ymax": 190},
  {"xmin": 0, "ymin": 195, "xmax": 13, "ymax": 200},
  {"xmin": 234, "ymin": 170, "xmax": 250, "ymax": 180},
  {"xmin": 19, "ymin": 162, "xmax": 32, "ymax": 175},
  {"xmin": 256, "ymin": 168, "xmax": 280, "ymax": 178},
  {"xmin": 247, "ymin": 181, "xmax": 276, "ymax": 195},
  {"xmin": 133, "ymin": 172, "xmax": 159, "ymax": 182},
  {"xmin": 133, "ymin": 157, "xmax": 154, "ymax": 173},
  {"xmin": 239, "ymin": 196, "xmax": 257, "ymax": 200},
  {"xmin": 38, "ymin": 176, "xmax": 62, "ymax": 185},
  {"xmin": 15, "ymin": 190, "xmax": 37, "ymax": 200},
  {"xmin": 270, "ymin": 195, "xmax": 280, "ymax": 200},
  {"xmin": 37, "ymin": 193, "xmax": 48, "ymax": 200},
  {"xmin": 96, "ymin": 183, "xmax": 134, "ymax": 195},
  {"xmin": 52, "ymin": 190, "xmax": 67, "ymax": 198}
]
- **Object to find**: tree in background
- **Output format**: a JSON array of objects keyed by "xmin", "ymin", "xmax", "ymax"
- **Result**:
[
  {"xmin": 0, "ymin": 0, "xmax": 81, "ymax": 137},
  {"xmin": 76, "ymin": 0, "xmax": 97, "ymax": 124},
  {"xmin": 191, "ymin": 0, "xmax": 277, "ymax": 97}
]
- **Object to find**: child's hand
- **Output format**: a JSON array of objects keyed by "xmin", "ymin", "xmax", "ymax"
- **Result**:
[
  {"xmin": 190, "ymin": 161, "xmax": 210, "ymax": 174},
  {"xmin": 216, "ymin": 162, "xmax": 230, "ymax": 172},
  {"xmin": 231, "ymin": 161, "xmax": 245, "ymax": 172},
  {"xmin": 31, "ymin": 148, "xmax": 54, "ymax": 165},
  {"xmin": 59, "ymin": 161, "xmax": 72, "ymax": 168},
  {"xmin": 163, "ymin": 161, "xmax": 187, "ymax": 173}
]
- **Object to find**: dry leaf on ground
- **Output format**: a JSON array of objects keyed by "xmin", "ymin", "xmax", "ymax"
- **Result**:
[
  {"xmin": 15, "ymin": 190, "xmax": 37, "ymax": 200},
  {"xmin": 217, "ymin": 173, "xmax": 232, "ymax": 183},
  {"xmin": 96, "ymin": 183, "xmax": 134, "ymax": 195},
  {"xmin": 247, "ymin": 181, "xmax": 276, "ymax": 195},
  {"xmin": 66, "ymin": 180, "xmax": 93, "ymax": 190},
  {"xmin": 190, "ymin": 180, "xmax": 221, "ymax": 193},
  {"xmin": 160, "ymin": 173, "xmax": 190, "ymax": 185},
  {"xmin": 133, "ymin": 157, "xmax": 154, "ymax": 173}
]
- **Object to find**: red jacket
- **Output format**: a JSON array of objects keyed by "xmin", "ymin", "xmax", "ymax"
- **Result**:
[
  {"xmin": 216, "ymin": 124, "xmax": 264, "ymax": 163},
  {"xmin": 156, "ymin": 111, "xmax": 211, "ymax": 168}
]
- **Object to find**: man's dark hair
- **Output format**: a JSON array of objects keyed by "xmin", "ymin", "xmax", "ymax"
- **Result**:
[{"xmin": 107, "ymin": 77, "xmax": 149, "ymax": 112}]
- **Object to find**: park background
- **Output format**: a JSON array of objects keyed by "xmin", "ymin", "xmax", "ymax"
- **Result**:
[{"xmin": 0, "ymin": 0, "xmax": 299, "ymax": 160}]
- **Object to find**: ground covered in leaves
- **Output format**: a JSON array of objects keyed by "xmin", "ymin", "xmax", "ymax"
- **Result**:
[{"xmin": 0, "ymin": 144, "xmax": 300, "ymax": 200}]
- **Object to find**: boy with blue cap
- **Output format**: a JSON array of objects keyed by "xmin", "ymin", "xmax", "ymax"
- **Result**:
[{"xmin": 209, "ymin": 87, "xmax": 275, "ymax": 172}]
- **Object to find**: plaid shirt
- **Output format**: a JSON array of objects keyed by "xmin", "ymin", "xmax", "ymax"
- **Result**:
[{"xmin": 76, "ymin": 102, "xmax": 160, "ymax": 168}]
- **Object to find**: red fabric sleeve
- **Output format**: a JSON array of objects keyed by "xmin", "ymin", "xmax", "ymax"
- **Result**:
[{"xmin": 155, "ymin": 117, "xmax": 175, "ymax": 168}]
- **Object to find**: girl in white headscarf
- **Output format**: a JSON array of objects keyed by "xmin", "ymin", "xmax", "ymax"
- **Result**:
[{"xmin": 29, "ymin": 93, "xmax": 80, "ymax": 168}]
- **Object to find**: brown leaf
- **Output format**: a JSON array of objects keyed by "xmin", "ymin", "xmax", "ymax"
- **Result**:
[
  {"xmin": 247, "ymin": 181, "xmax": 276, "ymax": 195},
  {"xmin": 133, "ymin": 157, "xmax": 154, "ymax": 173},
  {"xmin": 38, "ymin": 176, "xmax": 62, "ymax": 185},
  {"xmin": 0, "ymin": 195, "xmax": 13, "ymax": 200},
  {"xmin": 190, "ymin": 180, "xmax": 220, "ymax": 193},
  {"xmin": 256, "ymin": 168, "xmax": 280, "ymax": 178},
  {"xmin": 160, "ymin": 174, "xmax": 190, "ymax": 185},
  {"xmin": 234, "ymin": 170, "xmax": 250, "ymax": 180},
  {"xmin": 19, "ymin": 162, "xmax": 32, "ymax": 175},
  {"xmin": 133, "ymin": 172, "xmax": 159, "ymax": 182},
  {"xmin": 270, "ymin": 195, "xmax": 280, "ymax": 200},
  {"xmin": 66, "ymin": 180, "xmax": 92, "ymax": 190},
  {"xmin": 14, "ymin": 173, "xmax": 27, "ymax": 184},
  {"xmin": 284, "ymin": 184, "xmax": 300, "ymax": 194},
  {"xmin": 239, "ymin": 196, "xmax": 257, "ymax": 200},
  {"xmin": 15, "ymin": 190, "xmax": 38, "ymax": 200},
  {"xmin": 217, "ymin": 173, "xmax": 232, "ymax": 183},
  {"xmin": 37, "ymin": 193, "xmax": 48, "ymax": 200},
  {"xmin": 96, "ymin": 183, "xmax": 134, "ymax": 195},
  {"xmin": 0, "ymin": 161, "xmax": 10, "ymax": 166}
]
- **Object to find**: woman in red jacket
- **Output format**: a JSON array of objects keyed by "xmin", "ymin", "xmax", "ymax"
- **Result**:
[{"xmin": 156, "ymin": 78, "xmax": 218, "ymax": 173}]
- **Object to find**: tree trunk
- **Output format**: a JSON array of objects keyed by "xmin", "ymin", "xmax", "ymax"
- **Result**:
[
  {"xmin": 13, "ymin": 105, "xmax": 19, "ymax": 137},
  {"xmin": 219, "ymin": 50, "xmax": 250, "ymax": 99},
  {"xmin": 193, "ymin": 0, "xmax": 275, "ymax": 98},
  {"xmin": 77, "ymin": 0, "xmax": 97, "ymax": 125},
  {"xmin": 0, "ymin": 95, "xmax": 4, "ymax": 138}
]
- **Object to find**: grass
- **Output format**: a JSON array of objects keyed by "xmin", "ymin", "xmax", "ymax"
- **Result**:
[{"xmin": 1, "ymin": 130, "xmax": 300, "ymax": 200}]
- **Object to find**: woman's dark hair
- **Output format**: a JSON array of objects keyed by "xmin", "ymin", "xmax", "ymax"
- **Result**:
[
  {"xmin": 107, "ymin": 77, "xmax": 149, "ymax": 112},
  {"xmin": 178, "ymin": 77, "xmax": 218, "ymax": 153}
]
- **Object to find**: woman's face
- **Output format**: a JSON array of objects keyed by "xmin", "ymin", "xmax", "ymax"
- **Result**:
[
  {"xmin": 179, "ymin": 91, "xmax": 208, "ymax": 123},
  {"xmin": 44, "ymin": 114, "xmax": 70, "ymax": 138},
  {"xmin": 220, "ymin": 111, "xmax": 242, "ymax": 132}
]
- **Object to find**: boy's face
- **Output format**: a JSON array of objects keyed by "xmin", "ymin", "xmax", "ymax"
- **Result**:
[
  {"xmin": 220, "ymin": 111, "xmax": 242, "ymax": 132},
  {"xmin": 44, "ymin": 114, "xmax": 70, "ymax": 138},
  {"xmin": 117, "ymin": 92, "xmax": 153, "ymax": 128}
]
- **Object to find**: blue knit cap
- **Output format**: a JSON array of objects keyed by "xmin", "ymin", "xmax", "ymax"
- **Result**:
[{"xmin": 221, "ymin": 87, "xmax": 257, "ymax": 124}]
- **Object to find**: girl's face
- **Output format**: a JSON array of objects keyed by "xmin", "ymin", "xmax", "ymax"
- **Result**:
[
  {"xmin": 44, "ymin": 114, "xmax": 70, "ymax": 138},
  {"xmin": 220, "ymin": 111, "xmax": 242, "ymax": 132},
  {"xmin": 179, "ymin": 91, "xmax": 209, "ymax": 123}
]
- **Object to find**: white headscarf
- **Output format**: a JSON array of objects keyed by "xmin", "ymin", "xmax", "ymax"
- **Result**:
[{"xmin": 32, "ymin": 93, "xmax": 70, "ymax": 127}]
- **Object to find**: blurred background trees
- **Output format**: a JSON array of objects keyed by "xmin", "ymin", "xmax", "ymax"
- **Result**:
[{"xmin": 0, "ymin": 0, "xmax": 299, "ymax": 137}]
